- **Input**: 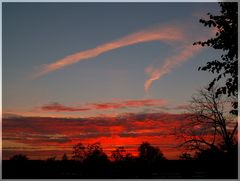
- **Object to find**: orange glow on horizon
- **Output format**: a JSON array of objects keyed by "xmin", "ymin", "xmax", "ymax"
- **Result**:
[{"xmin": 2, "ymin": 112, "xmax": 191, "ymax": 160}]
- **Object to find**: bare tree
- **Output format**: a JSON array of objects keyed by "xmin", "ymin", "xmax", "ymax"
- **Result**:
[{"xmin": 177, "ymin": 87, "xmax": 237, "ymax": 155}]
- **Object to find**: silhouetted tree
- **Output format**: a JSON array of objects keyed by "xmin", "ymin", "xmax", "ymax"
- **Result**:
[
  {"xmin": 83, "ymin": 143, "xmax": 109, "ymax": 177},
  {"xmin": 86, "ymin": 142, "xmax": 102, "ymax": 155},
  {"xmin": 194, "ymin": 147, "xmax": 225, "ymax": 161},
  {"xmin": 72, "ymin": 143, "xmax": 86, "ymax": 161},
  {"xmin": 111, "ymin": 147, "xmax": 136, "ymax": 164},
  {"xmin": 193, "ymin": 2, "xmax": 238, "ymax": 115},
  {"xmin": 84, "ymin": 143, "xmax": 109, "ymax": 164},
  {"xmin": 138, "ymin": 142, "xmax": 166, "ymax": 163},
  {"xmin": 62, "ymin": 153, "xmax": 68, "ymax": 161},
  {"xmin": 179, "ymin": 152, "xmax": 193, "ymax": 160},
  {"xmin": 10, "ymin": 154, "xmax": 28, "ymax": 161},
  {"xmin": 124, "ymin": 153, "xmax": 135, "ymax": 162},
  {"xmin": 111, "ymin": 146, "xmax": 126, "ymax": 162},
  {"xmin": 177, "ymin": 87, "xmax": 237, "ymax": 158}
]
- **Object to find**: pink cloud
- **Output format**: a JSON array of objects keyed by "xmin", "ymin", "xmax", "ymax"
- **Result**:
[
  {"xmin": 34, "ymin": 25, "xmax": 185, "ymax": 77},
  {"xmin": 144, "ymin": 44, "xmax": 202, "ymax": 92},
  {"xmin": 32, "ymin": 21, "xmax": 214, "ymax": 94}
]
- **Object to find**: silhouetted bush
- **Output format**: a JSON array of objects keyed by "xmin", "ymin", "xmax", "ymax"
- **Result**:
[{"xmin": 10, "ymin": 154, "xmax": 28, "ymax": 161}]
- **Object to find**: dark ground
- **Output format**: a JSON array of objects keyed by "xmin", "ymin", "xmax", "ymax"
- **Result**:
[{"xmin": 2, "ymin": 159, "xmax": 238, "ymax": 179}]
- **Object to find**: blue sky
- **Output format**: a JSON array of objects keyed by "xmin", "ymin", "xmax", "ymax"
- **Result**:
[{"xmin": 3, "ymin": 3, "xmax": 222, "ymax": 117}]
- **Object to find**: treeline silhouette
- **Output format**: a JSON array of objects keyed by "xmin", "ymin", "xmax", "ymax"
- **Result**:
[{"xmin": 2, "ymin": 142, "xmax": 237, "ymax": 179}]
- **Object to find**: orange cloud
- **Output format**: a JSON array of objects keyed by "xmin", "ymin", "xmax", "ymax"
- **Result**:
[
  {"xmin": 144, "ymin": 44, "xmax": 202, "ymax": 92},
  {"xmin": 34, "ymin": 25, "xmax": 184, "ymax": 77}
]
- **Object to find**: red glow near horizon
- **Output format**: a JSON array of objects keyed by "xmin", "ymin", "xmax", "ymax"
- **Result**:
[{"xmin": 2, "ymin": 112, "xmax": 194, "ymax": 160}]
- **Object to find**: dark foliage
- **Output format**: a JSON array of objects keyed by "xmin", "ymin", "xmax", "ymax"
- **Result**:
[
  {"xmin": 111, "ymin": 146, "xmax": 127, "ymax": 162},
  {"xmin": 195, "ymin": 143, "xmax": 238, "ymax": 162},
  {"xmin": 62, "ymin": 153, "xmax": 68, "ymax": 161},
  {"xmin": 47, "ymin": 155, "xmax": 56, "ymax": 162},
  {"xmin": 193, "ymin": 2, "xmax": 238, "ymax": 115},
  {"xmin": 72, "ymin": 143, "xmax": 86, "ymax": 161},
  {"xmin": 2, "ymin": 142, "xmax": 237, "ymax": 179},
  {"xmin": 179, "ymin": 152, "xmax": 193, "ymax": 160},
  {"xmin": 83, "ymin": 143, "xmax": 110, "ymax": 178},
  {"xmin": 9, "ymin": 154, "xmax": 28, "ymax": 161},
  {"xmin": 138, "ymin": 142, "xmax": 166, "ymax": 162}
]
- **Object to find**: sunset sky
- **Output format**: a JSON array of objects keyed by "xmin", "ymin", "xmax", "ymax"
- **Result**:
[{"xmin": 3, "ymin": 3, "xmax": 222, "ymax": 160}]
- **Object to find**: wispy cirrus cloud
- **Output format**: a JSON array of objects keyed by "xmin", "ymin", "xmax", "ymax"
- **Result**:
[
  {"xmin": 41, "ymin": 99, "xmax": 167, "ymax": 112},
  {"xmin": 144, "ymin": 44, "xmax": 202, "ymax": 92},
  {"xmin": 34, "ymin": 25, "xmax": 185, "ymax": 78},
  {"xmin": 33, "ymin": 21, "xmax": 212, "ymax": 94},
  {"xmin": 143, "ymin": 18, "xmax": 217, "ymax": 93}
]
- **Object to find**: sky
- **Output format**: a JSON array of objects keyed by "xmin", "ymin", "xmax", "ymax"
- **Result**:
[{"xmin": 2, "ymin": 2, "xmax": 222, "ymax": 160}]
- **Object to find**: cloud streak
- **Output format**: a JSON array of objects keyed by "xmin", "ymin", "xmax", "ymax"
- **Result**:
[
  {"xmin": 41, "ymin": 99, "xmax": 167, "ymax": 112},
  {"xmin": 143, "ymin": 19, "xmax": 217, "ymax": 93},
  {"xmin": 42, "ymin": 102, "xmax": 91, "ymax": 112},
  {"xmin": 34, "ymin": 25, "xmax": 184, "ymax": 77},
  {"xmin": 144, "ymin": 44, "xmax": 202, "ymax": 92},
  {"xmin": 33, "ymin": 22, "xmax": 208, "ymax": 94}
]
